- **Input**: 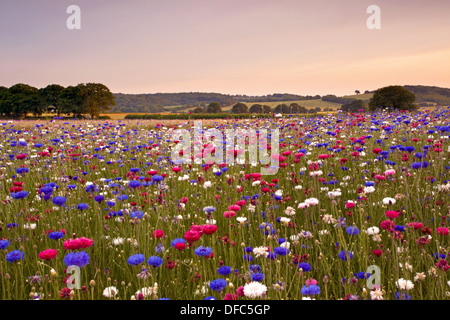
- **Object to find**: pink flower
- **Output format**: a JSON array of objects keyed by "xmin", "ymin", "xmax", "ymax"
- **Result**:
[
  {"xmin": 38, "ymin": 249, "xmax": 58, "ymax": 260},
  {"xmin": 437, "ymin": 227, "xmax": 449, "ymax": 236},
  {"xmin": 385, "ymin": 210, "xmax": 399, "ymax": 220}
]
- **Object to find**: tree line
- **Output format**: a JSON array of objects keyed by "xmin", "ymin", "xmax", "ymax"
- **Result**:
[
  {"xmin": 191, "ymin": 102, "xmax": 328, "ymax": 114},
  {"xmin": 0, "ymin": 83, "xmax": 116, "ymax": 118}
]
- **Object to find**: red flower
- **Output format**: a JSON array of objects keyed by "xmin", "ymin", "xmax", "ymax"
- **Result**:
[
  {"xmin": 380, "ymin": 220, "xmax": 395, "ymax": 231},
  {"xmin": 63, "ymin": 237, "xmax": 94, "ymax": 250},
  {"xmin": 38, "ymin": 249, "xmax": 58, "ymax": 260},
  {"xmin": 152, "ymin": 229, "xmax": 164, "ymax": 239},
  {"xmin": 174, "ymin": 242, "xmax": 186, "ymax": 250},
  {"xmin": 228, "ymin": 205, "xmax": 240, "ymax": 212},
  {"xmin": 202, "ymin": 224, "xmax": 218, "ymax": 235},
  {"xmin": 385, "ymin": 210, "xmax": 399, "ymax": 220},
  {"xmin": 223, "ymin": 211, "xmax": 236, "ymax": 219},
  {"xmin": 59, "ymin": 287, "xmax": 72, "ymax": 300},
  {"xmin": 373, "ymin": 249, "xmax": 383, "ymax": 257},
  {"xmin": 184, "ymin": 230, "xmax": 201, "ymax": 244},
  {"xmin": 437, "ymin": 227, "xmax": 448, "ymax": 236}
]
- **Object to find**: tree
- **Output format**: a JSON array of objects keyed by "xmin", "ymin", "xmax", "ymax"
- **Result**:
[
  {"xmin": 206, "ymin": 102, "xmax": 222, "ymax": 113},
  {"xmin": 274, "ymin": 104, "xmax": 289, "ymax": 114},
  {"xmin": 368, "ymin": 85, "xmax": 416, "ymax": 111},
  {"xmin": 192, "ymin": 107, "xmax": 204, "ymax": 113},
  {"xmin": 249, "ymin": 104, "xmax": 263, "ymax": 113},
  {"xmin": 4, "ymin": 84, "xmax": 42, "ymax": 117},
  {"xmin": 39, "ymin": 84, "xmax": 65, "ymax": 117},
  {"xmin": 231, "ymin": 102, "xmax": 248, "ymax": 114},
  {"xmin": 262, "ymin": 105, "xmax": 272, "ymax": 114},
  {"xmin": 341, "ymin": 99, "xmax": 365, "ymax": 112},
  {"xmin": 81, "ymin": 83, "xmax": 116, "ymax": 118},
  {"xmin": 355, "ymin": 90, "xmax": 360, "ymax": 95},
  {"xmin": 59, "ymin": 85, "xmax": 86, "ymax": 117}
]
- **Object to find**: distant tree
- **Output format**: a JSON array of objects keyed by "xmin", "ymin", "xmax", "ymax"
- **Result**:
[
  {"xmin": 206, "ymin": 102, "xmax": 222, "ymax": 113},
  {"xmin": 341, "ymin": 99, "xmax": 365, "ymax": 112},
  {"xmin": 60, "ymin": 85, "xmax": 86, "ymax": 117},
  {"xmin": 355, "ymin": 90, "xmax": 360, "ymax": 95},
  {"xmin": 249, "ymin": 104, "xmax": 263, "ymax": 113},
  {"xmin": 262, "ymin": 105, "xmax": 272, "ymax": 114},
  {"xmin": 364, "ymin": 90, "xmax": 370, "ymax": 94},
  {"xmin": 368, "ymin": 86, "xmax": 416, "ymax": 111},
  {"xmin": 289, "ymin": 103, "xmax": 301, "ymax": 113},
  {"xmin": 0, "ymin": 86, "xmax": 9, "ymax": 116},
  {"xmin": 231, "ymin": 102, "xmax": 248, "ymax": 114},
  {"xmin": 4, "ymin": 84, "xmax": 42, "ymax": 117},
  {"xmin": 274, "ymin": 104, "xmax": 289, "ymax": 113},
  {"xmin": 192, "ymin": 107, "xmax": 204, "ymax": 113},
  {"xmin": 81, "ymin": 83, "xmax": 116, "ymax": 118},
  {"xmin": 39, "ymin": 84, "xmax": 65, "ymax": 117}
]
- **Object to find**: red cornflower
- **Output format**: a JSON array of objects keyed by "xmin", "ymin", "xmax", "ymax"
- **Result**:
[
  {"xmin": 38, "ymin": 249, "xmax": 58, "ymax": 260},
  {"xmin": 63, "ymin": 237, "xmax": 94, "ymax": 250}
]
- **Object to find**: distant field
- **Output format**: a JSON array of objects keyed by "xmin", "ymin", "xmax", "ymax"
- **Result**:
[{"xmin": 342, "ymin": 93, "xmax": 373, "ymax": 100}]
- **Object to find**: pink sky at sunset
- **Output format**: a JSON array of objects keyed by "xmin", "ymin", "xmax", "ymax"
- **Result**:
[{"xmin": 0, "ymin": 0, "xmax": 449, "ymax": 96}]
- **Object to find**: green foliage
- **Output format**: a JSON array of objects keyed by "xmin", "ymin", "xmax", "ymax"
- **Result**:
[
  {"xmin": 38, "ymin": 84, "xmax": 65, "ymax": 116},
  {"xmin": 231, "ymin": 102, "xmax": 249, "ymax": 114},
  {"xmin": 206, "ymin": 102, "xmax": 222, "ymax": 113},
  {"xmin": 369, "ymin": 86, "xmax": 417, "ymax": 111},
  {"xmin": 80, "ymin": 83, "xmax": 116, "ymax": 118},
  {"xmin": 1, "ymin": 83, "xmax": 42, "ymax": 117},
  {"xmin": 249, "ymin": 104, "xmax": 263, "ymax": 113}
]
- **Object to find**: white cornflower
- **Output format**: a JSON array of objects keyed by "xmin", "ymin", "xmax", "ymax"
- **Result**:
[
  {"xmin": 253, "ymin": 246, "xmax": 267, "ymax": 258},
  {"xmin": 382, "ymin": 197, "xmax": 396, "ymax": 205},
  {"xmin": 243, "ymin": 282, "xmax": 267, "ymax": 298},
  {"xmin": 103, "ymin": 286, "xmax": 119, "ymax": 298},
  {"xmin": 322, "ymin": 214, "xmax": 335, "ymax": 224},
  {"xmin": 414, "ymin": 272, "xmax": 426, "ymax": 282},
  {"xmin": 112, "ymin": 237, "xmax": 124, "ymax": 245},
  {"xmin": 23, "ymin": 223, "xmax": 37, "ymax": 230},
  {"xmin": 305, "ymin": 198, "xmax": 319, "ymax": 206},
  {"xmin": 370, "ymin": 289, "xmax": 384, "ymax": 300},
  {"xmin": 367, "ymin": 226, "xmax": 380, "ymax": 235},
  {"xmin": 363, "ymin": 186, "xmax": 375, "ymax": 194},
  {"xmin": 284, "ymin": 206, "xmax": 296, "ymax": 216},
  {"xmin": 203, "ymin": 181, "xmax": 212, "ymax": 188},
  {"xmin": 395, "ymin": 278, "xmax": 414, "ymax": 291},
  {"xmin": 236, "ymin": 217, "xmax": 247, "ymax": 224}
]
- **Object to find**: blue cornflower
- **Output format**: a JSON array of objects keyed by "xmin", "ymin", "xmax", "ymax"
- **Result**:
[
  {"xmin": 339, "ymin": 250, "xmax": 353, "ymax": 261},
  {"xmin": 0, "ymin": 240, "xmax": 10, "ymax": 250},
  {"xmin": 209, "ymin": 279, "xmax": 227, "ymax": 292},
  {"xmin": 249, "ymin": 264, "xmax": 262, "ymax": 273},
  {"xmin": 194, "ymin": 246, "xmax": 213, "ymax": 257},
  {"xmin": 203, "ymin": 206, "xmax": 216, "ymax": 213},
  {"xmin": 251, "ymin": 272, "xmax": 264, "ymax": 282},
  {"xmin": 94, "ymin": 195, "xmax": 104, "ymax": 203},
  {"xmin": 77, "ymin": 203, "xmax": 88, "ymax": 211},
  {"xmin": 129, "ymin": 180, "xmax": 141, "ymax": 189},
  {"xmin": 274, "ymin": 247, "xmax": 289, "ymax": 256},
  {"xmin": 395, "ymin": 291, "xmax": 411, "ymax": 300},
  {"xmin": 243, "ymin": 254, "xmax": 253, "ymax": 262},
  {"xmin": 218, "ymin": 266, "xmax": 232, "ymax": 276},
  {"xmin": 127, "ymin": 253, "xmax": 145, "ymax": 266},
  {"xmin": 147, "ymin": 256, "xmax": 163, "ymax": 268},
  {"xmin": 266, "ymin": 252, "xmax": 277, "ymax": 260},
  {"xmin": 298, "ymin": 262, "xmax": 311, "ymax": 272},
  {"xmin": 130, "ymin": 210, "xmax": 144, "ymax": 219},
  {"xmin": 11, "ymin": 191, "xmax": 29, "ymax": 199},
  {"xmin": 301, "ymin": 284, "xmax": 321, "ymax": 295},
  {"xmin": 48, "ymin": 231, "xmax": 64, "ymax": 240},
  {"xmin": 204, "ymin": 296, "xmax": 216, "ymax": 300},
  {"xmin": 63, "ymin": 251, "xmax": 90, "ymax": 268},
  {"xmin": 346, "ymin": 226, "xmax": 360, "ymax": 235},
  {"xmin": 155, "ymin": 243, "xmax": 165, "ymax": 253}
]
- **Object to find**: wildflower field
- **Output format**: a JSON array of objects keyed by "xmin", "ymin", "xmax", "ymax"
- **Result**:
[{"xmin": 0, "ymin": 108, "xmax": 449, "ymax": 301}]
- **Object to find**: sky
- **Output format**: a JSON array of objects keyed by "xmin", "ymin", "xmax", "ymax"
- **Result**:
[{"xmin": 0, "ymin": 0, "xmax": 449, "ymax": 96}]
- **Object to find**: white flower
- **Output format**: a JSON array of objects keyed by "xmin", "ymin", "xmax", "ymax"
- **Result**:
[
  {"xmin": 382, "ymin": 197, "xmax": 396, "ymax": 205},
  {"xmin": 395, "ymin": 278, "xmax": 414, "ymax": 291},
  {"xmin": 297, "ymin": 202, "xmax": 309, "ymax": 209},
  {"xmin": 367, "ymin": 226, "xmax": 380, "ymax": 235},
  {"xmin": 284, "ymin": 206, "xmax": 296, "ymax": 216},
  {"xmin": 370, "ymin": 288, "xmax": 384, "ymax": 300},
  {"xmin": 243, "ymin": 281, "xmax": 267, "ymax": 298},
  {"xmin": 294, "ymin": 185, "xmax": 303, "ymax": 190},
  {"xmin": 112, "ymin": 237, "xmax": 124, "ymax": 245},
  {"xmin": 203, "ymin": 181, "xmax": 212, "ymax": 188},
  {"xmin": 305, "ymin": 198, "xmax": 319, "ymax": 206},
  {"xmin": 414, "ymin": 272, "xmax": 426, "ymax": 282},
  {"xmin": 236, "ymin": 217, "xmax": 247, "ymax": 224},
  {"xmin": 136, "ymin": 284, "xmax": 158, "ymax": 297},
  {"xmin": 103, "ymin": 286, "xmax": 119, "ymax": 298},
  {"xmin": 23, "ymin": 223, "xmax": 37, "ymax": 230},
  {"xmin": 252, "ymin": 181, "xmax": 261, "ymax": 187},
  {"xmin": 253, "ymin": 246, "xmax": 267, "ymax": 258},
  {"xmin": 280, "ymin": 217, "xmax": 291, "ymax": 224},
  {"xmin": 363, "ymin": 186, "xmax": 375, "ymax": 194}
]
